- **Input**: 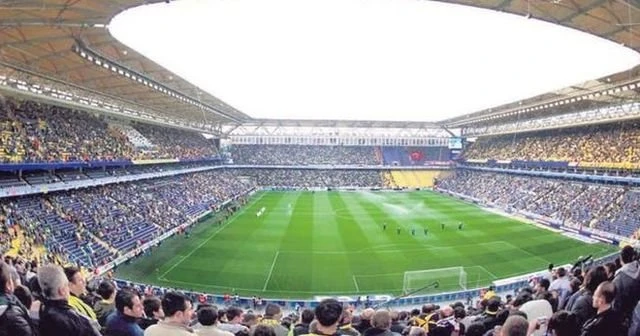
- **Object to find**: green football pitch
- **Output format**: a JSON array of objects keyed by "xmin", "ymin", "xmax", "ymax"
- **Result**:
[{"xmin": 115, "ymin": 190, "xmax": 618, "ymax": 299}]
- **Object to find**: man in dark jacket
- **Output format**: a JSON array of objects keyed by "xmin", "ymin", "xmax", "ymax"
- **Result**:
[
  {"xmin": 362, "ymin": 310, "xmax": 396, "ymax": 336},
  {"xmin": 613, "ymin": 246, "xmax": 640, "ymax": 325},
  {"xmin": 338, "ymin": 309, "xmax": 360, "ymax": 336},
  {"xmin": 37, "ymin": 264, "xmax": 100, "ymax": 336},
  {"xmin": 0, "ymin": 260, "xmax": 36, "ymax": 336},
  {"xmin": 292, "ymin": 309, "xmax": 314, "ymax": 336},
  {"xmin": 137, "ymin": 296, "xmax": 164, "ymax": 330},
  {"xmin": 581, "ymin": 281, "xmax": 624, "ymax": 336},
  {"xmin": 570, "ymin": 266, "xmax": 608, "ymax": 327},
  {"xmin": 356, "ymin": 308, "xmax": 374, "ymax": 333},
  {"xmin": 105, "ymin": 288, "xmax": 144, "ymax": 336}
]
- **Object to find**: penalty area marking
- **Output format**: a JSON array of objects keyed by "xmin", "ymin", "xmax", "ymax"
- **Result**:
[
  {"xmin": 352, "ymin": 275, "xmax": 360, "ymax": 293},
  {"xmin": 157, "ymin": 192, "xmax": 267, "ymax": 280}
]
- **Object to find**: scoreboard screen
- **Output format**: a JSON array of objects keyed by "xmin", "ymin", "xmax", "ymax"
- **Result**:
[{"xmin": 448, "ymin": 137, "xmax": 463, "ymax": 150}]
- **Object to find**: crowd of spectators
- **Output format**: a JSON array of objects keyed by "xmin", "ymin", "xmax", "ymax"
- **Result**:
[
  {"xmin": 436, "ymin": 170, "xmax": 639, "ymax": 237},
  {"xmin": 230, "ymin": 145, "xmax": 379, "ymax": 166},
  {"xmin": 0, "ymin": 169, "xmax": 254, "ymax": 268},
  {"xmin": 0, "ymin": 98, "xmax": 218, "ymax": 163},
  {"xmin": 464, "ymin": 122, "xmax": 640, "ymax": 165},
  {"xmin": 235, "ymin": 169, "xmax": 383, "ymax": 188},
  {"xmin": 3, "ymin": 245, "xmax": 640, "ymax": 336}
]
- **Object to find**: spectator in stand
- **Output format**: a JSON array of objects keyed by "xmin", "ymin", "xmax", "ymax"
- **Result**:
[
  {"xmin": 292, "ymin": 309, "xmax": 314, "ymax": 336},
  {"xmin": 254, "ymin": 325, "xmax": 276, "ymax": 336},
  {"xmin": 138, "ymin": 296, "xmax": 164, "ymax": 330},
  {"xmin": 355, "ymin": 308, "xmax": 375, "ymax": 333},
  {"xmin": 144, "ymin": 291, "xmax": 195, "ymax": 336},
  {"xmin": 389, "ymin": 311, "xmax": 405, "ymax": 334},
  {"xmin": 105, "ymin": 288, "xmax": 145, "ymax": 336},
  {"xmin": 37, "ymin": 264, "xmax": 100, "ymax": 336},
  {"xmin": 339, "ymin": 309, "xmax": 361, "ymax": 336},
  {"xmin": 219, "ymin": 306, "xmax": 249, "ymax": 336},
  {"xmin": 307, "ymin": 299, "xmax": 343, "ymax": 336},
  {"xmin": 255, "ymin": 304, "xmax": 288, "ymax": 336},
  {"xmin": 543, "ymin": 311, "xmax": 580, "ymax": 336},
  {"xmin": 63, "ymin": 266, "xmax": 97, "ymax": 322},
  {"xmin": 363, "ymin": 310, "xmax": 394, "ymax": 336},
  {"xmin": 613, "ymin": 246, "xmax": 640, "ymax": 326},
  {"xmin": 580, "ymin": 281, "xmax": 623, "ymax": 336},
  {"xmin": 0, "ymin": 260, "xmax": 36, "ymax": 336},
  {"xmin": 499, "ymin": 315, "xmax": 528, "ymax": 336},
  {"xmin": 567, "ymin": 266, "xmax": 608, "ymax": 327},
  {"xmin": 195, "ymin": 306, "xmax": 233, "ymax": 336},
  {"xmin": 94, "ymin": 280, "xmax": 116, "ymax": 326}
]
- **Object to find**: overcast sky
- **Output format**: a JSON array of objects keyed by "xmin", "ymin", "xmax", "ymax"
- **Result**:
[{"xmin": 110, "ymin": 0, "xmax": 640, "ymax": 122}]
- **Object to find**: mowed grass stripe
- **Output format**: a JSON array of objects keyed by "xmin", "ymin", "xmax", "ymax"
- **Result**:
[{"xmin": 115, "ymin": 191, "xmax": 618, "ymax": 298}]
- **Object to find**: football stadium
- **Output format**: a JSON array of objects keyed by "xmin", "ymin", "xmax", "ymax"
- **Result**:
[{"xmin": 2, "ymin": 1, "xmax": 640, "ymax": 336}]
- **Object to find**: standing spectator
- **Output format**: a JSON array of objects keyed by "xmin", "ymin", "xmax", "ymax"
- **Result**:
[
  {"xmin": 356, "ymin": 308, "xmax": 375, "ymax": 333},
  {"xmin": 219, "ymin": 307, "xmax": 249, "ymax": 336},
  {"xmin": 38, "ymin": 264, "xmax": 100, "ymax": 336},
  {"xmin": 255, "ymin": 304, "xmax": 288, "ymax": 336},
  {"xmin": 195, "ymin": 306, "xmax": 234, "ymax": 336},
  {"xmin": 363, "ymin": 310, "xmax": 395, "ymax": 336},
  {"xmin": 94, "ymin": 280, "xmax": 116, "ymax": 327},
  {"xmin": 144, "ymin": 291, "xmax": 194, "ymax": 336},
  {"xmin": 581, "ymin": 282, "xmax": 623, "ymax": 336},
  {"xmin": 138, "ymin": 296, "xmax": 164, "ymax": 330},
  {"xmin": 500, "ymin": 315, "xmax": 528, "ymax": 336},
  {"xmin": 613, "ymin": 246, "xmax": 640, "ymax": 325},
  {"xmin": 570, "ymin": 266, "xmax": 608, "ymax": 327},
  {"xmin": 64, "ymin": 266, "xmax": 97, "ymax": 321},
  {"xmin": 309, "ymin": 299, "xmax": 343, "ymax": 336},
  {"xmin": 292, "ymin": 309, "xmax": 314, "ymax": 336},
  {"xmin": 338, "ymin": 309, "xmax": 360, "ymax": 336},
  {"xmin": 105, "ymin": 288, "xmax": 144, "ymax": 336},
  {"xmin": 0, "ymin": 260, "xmax": 36, "ymax": 336},
  {"xmin": 545, "ymin": 311, "xmax": 580, "ymax": 336},
  {"xmin": 549, "ymin": 268, "xmax": 572, "ymax": 301},
  {"xmin": 254, "ymin": 325, "xmax": 276, "ymax": 336}
]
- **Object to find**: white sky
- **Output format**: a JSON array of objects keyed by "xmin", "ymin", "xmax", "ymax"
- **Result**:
[{"xmin": 110, "ymin": 0, "xmax": 640, "ymax": 122}]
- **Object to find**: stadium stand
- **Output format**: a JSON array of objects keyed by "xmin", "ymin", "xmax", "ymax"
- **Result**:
[
  {"xmin": 0, "ymin": 98, "xmax": 217, "ymax": 163},
  {"xmin": 0, "ymin": 170, "xmax": 253, "ymax": 268},
  {"xmin": 235, "ymin": 169, "xmax": 383, "ymax": 187},
  {"xmin": 230, "ymin": 145, "xmax": 379, "ymax": 165},
  {"xmin": 381, "ymin": 146, "xmax": 451, "ymax": 165},
  {"xmin": 464, "ymin": 122, "xmax": 640, "ymax": 169},
  {"xmin": 388, "ymin": 170, "xmax": 443, "ymax": 188}
]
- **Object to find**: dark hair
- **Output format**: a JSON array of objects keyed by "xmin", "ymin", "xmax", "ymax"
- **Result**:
[
  {"xmin": 621, "ymin": 246, "xmax": 636, "ymax": 264},
  {"xmin": 14, "ymin": 284, "xmax": 33, "ymax": 308},
  {"xmin": 253, "ymin": 325, "xmax": 276, "ymax": 336},
  {"xmin": 97, "ymin": 281, "xmax": 115, "ymax": 300},
  {"xmin": 314, "ymin": 299, "xmax": 343, "ymax": 327},
  {"xmin": 513, "ymin": 292, "xmax": 533, "ymax": 307},
  {"xmin": 301, "ymin": 308, "xmax": 314, "ymax": 324},
  {"xmin": 557, "ymin": 267, "xmax": 566, "ymax": 278},
  {"xmin": 115, "ymin": 288, "xmax": 139, "ymax": 313},
  {"xmin": 162, "ymin": 291, "xmax": 190, "ymax": 317},
  {"xmin": 0, "ymin": 261, "xmax": 11, "ymax": 295},
  {"xmin": 548, "ymin": 264, "xmax": 554, "ymax": 271},
  {"xmin": 63, "ymin": 266, "xmax": 81, "ymax": 283},
  {"xmin": 584, "ymin": 266, "xmax": 608, "ymax": 292},
  {"xmin": 597, "ymin": 282, "xmax": 615, "ymax": 304},
  {"xmin": 538, "ymin": 278, "xmax": 550, "ymax": 291},
  {"xmin": 605, "ymin": 262, "xmax": 617, "ymax": 277},
  {"xmin": 226, "ymin": 306, "xmax": 243, "ymax": 321},
  {"xmin": 218, "ymin": 309, "xmax": 227, "ymax": 322},
  {"xmin": 198, "ymin": 306, "xmax": 218, "ymax": 326},
  {"xmin": 570, "ymin": 278, "xmax": 582, "ymax": 293},
  {"xmin": 465, "ymin": 323, "xmax": 486, "ymax": 336},
  {"xmin": 143, "ymin": 296, "xmax": 162, "ymax": 317},
  {"xmin": 264, "ymin": 303, "xmax": 281, "ymax": 318},
  {"xmin": 548, "ymin": 311, "xmax": 580, "ymax": 336}
]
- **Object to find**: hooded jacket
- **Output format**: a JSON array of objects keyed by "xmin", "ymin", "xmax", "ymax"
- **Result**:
[
  {"xmin": 0, "ymin": 293, "xmax": 36, "ymax": 336},
  {"xmin": 613, "ymin": 261, "xmax": 640, "ymax": 321}
]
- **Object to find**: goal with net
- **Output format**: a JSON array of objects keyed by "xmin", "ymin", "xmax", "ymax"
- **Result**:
[{"xmin": 402, "ymin": 267, "xmax": 467, "ymax": 294}]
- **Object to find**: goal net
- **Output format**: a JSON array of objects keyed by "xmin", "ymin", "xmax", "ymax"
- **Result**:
[{"xmin": 402, "ymin": 267, "xmax": 467, "ymax": 294}]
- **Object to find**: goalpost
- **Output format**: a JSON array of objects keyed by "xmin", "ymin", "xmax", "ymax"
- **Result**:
[{"xmin": 402, "ymin": 266, "xmax": 467, "ymax": 294}]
